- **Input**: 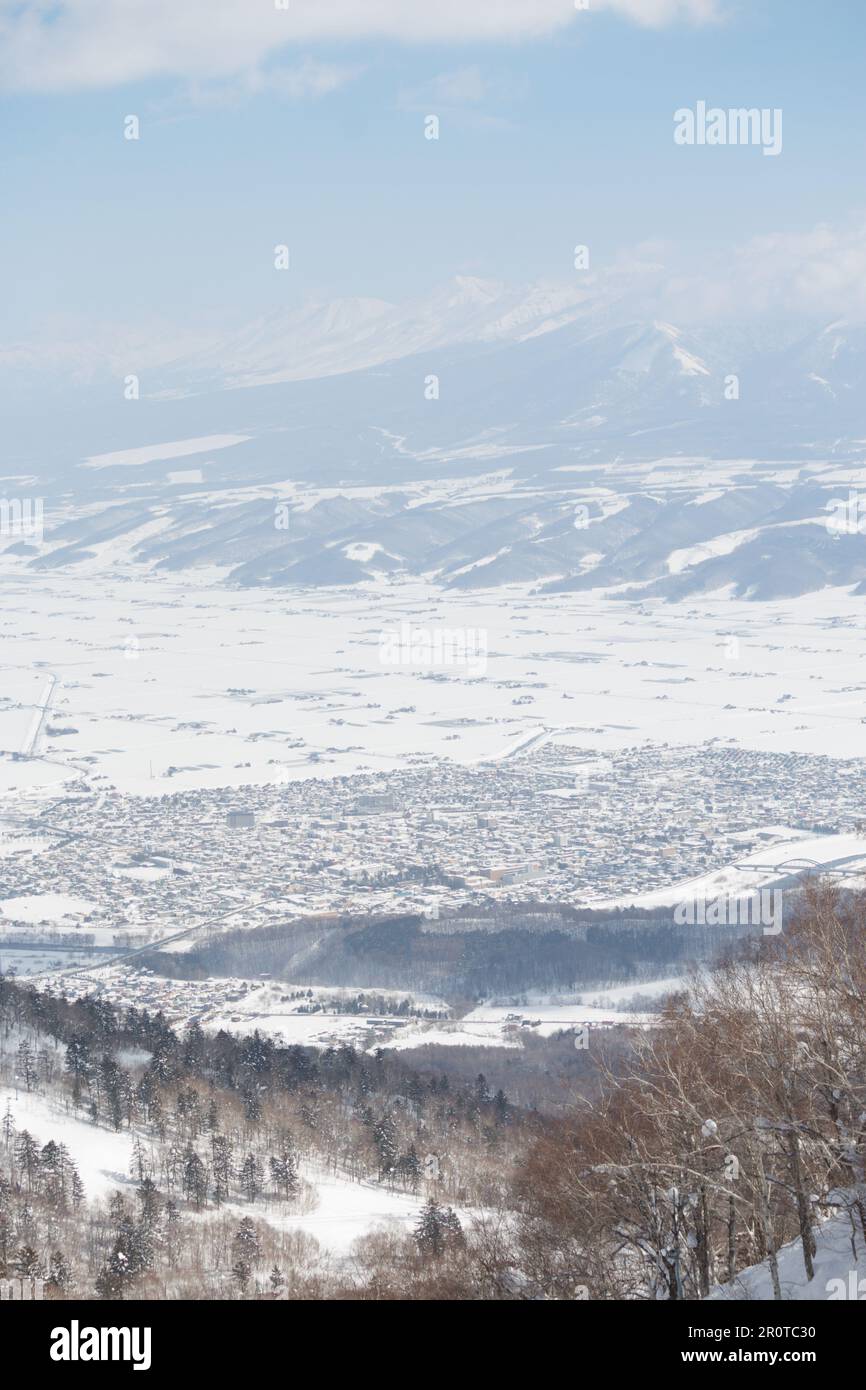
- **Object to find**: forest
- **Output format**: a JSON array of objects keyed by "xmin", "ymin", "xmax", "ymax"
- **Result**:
[{"xmin": 1, "ymin": 880, "xmax": 864, "ymax": 1300}]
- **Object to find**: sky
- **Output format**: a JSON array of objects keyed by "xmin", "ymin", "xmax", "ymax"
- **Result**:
[{"xmin": 1, "ymin": 0, "xmax": 865, "ymax": 349}]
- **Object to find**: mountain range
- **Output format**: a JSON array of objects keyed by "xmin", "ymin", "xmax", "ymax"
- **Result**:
[{"xmin": 3, "ymin": 277, "xmax": 866, "ymax": 600}]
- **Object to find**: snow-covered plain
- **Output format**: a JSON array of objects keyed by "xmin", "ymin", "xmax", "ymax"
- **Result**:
[{"xmin": 2, "ymin": 565, "xmax": 866, "ymax": 799}]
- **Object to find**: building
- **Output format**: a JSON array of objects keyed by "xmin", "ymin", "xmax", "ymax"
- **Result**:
[
  {"xmin": 353, "ymin": 792, "xmax": 397, "ymax": 815},
  {"xmin": 226, "ymin": 809, "xmax": 255, "ymax": 830}
]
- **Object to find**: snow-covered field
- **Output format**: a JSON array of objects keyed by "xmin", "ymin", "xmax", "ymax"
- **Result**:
[
  {"xmin": 0, "ymin": 893, "xmax": 95, "ymax": 923},
  {"xmin": 243, "ymin": 1162, "xmax": 427, "ymax": 1257},
  {"xmin": 378, "ymin": 982, "xmax": 677, "ymax": 1050},
  {"xmin": 2, "ymin": 566, "xmax": 866, "ymax": 799},
  {"xmin": 204, "ymin": 980, "xmax": 675, "ymax": 1053},
  {"xmin": 379, "ymin": 1022, "xmax": 523, "ymax": 1051},
  {"xmin": 203, "ymin": 980, "xmax": 448, "ymax": 1048}
]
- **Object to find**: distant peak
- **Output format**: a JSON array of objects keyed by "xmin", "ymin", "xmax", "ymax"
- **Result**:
[{"xmin": 450, "ymin": 275, "xmax": 504, "ymax": 303}]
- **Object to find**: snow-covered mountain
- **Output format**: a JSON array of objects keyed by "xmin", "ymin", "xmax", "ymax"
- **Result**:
[
  {"xmin": 3, "ymin": 281, "xmax": 866, "ymax": 600},
  {"xmin": 153, "ymin": 276, "xmax": 598, "ymax": 392}
]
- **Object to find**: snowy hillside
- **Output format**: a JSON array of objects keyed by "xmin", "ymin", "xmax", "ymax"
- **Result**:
[{"xmin": 711, "ymin": 1205, "xmax": 866, "ymax": 1301}]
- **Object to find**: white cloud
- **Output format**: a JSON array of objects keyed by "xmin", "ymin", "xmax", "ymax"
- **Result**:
[
  {"xmin": 183, "ymin": 58, "xmax": 362, "ymax": 110},
  {"xmin": 602, "ymin": 0, "xmax": 720, "ymax": 22},
  {"xmin": 398, "ymin": 66, "xmax": 529, "ymax": 115},
  {"xmin": 416, "ymin": 68, "xmax": 492, "ymax": 108},
  {"xmin": 649, "ymin": 221, "xmax": 866, "ymax": 323},
  {"xmin": 0, "ymin": 0, "xmax": 723, "ymax": 93}
]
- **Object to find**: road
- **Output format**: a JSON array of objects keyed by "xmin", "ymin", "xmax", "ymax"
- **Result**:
[{"xmin": 19, "ymin": 672, "xmax": 58, "ymax": 758}]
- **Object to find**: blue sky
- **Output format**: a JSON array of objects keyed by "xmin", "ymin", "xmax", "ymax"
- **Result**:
[{"xmin": 1, "ymin": 0, "xmax": 864, "ymax": 342}]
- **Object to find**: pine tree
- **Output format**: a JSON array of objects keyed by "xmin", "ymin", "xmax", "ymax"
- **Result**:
[
  {"xmin": 373, "ymin": 1113, "xmax": 398, "ymax": 1180},
  {"xmin": 182, "ymin": 1147, "xmax": 208, "ymax": 1208},
  {"xmin": 414, "ymin": 1197, "xmax": 446, "ymax": 1257},
  {"xmin": 64, "ymin": 1033, "xmax": 94, "ymax": 1102},
  {"xmin": 165, "ymin": 1200, "xmax": 181, "ymax": 1268},
  {"xmin": 239, "ymin": 1153, "xmax": 263, "ymax": 1202},
  {"xmin": 70, "ymin": 1167, "xmax": 85, "ymax": 1209},
  {"xmin": 243, "ymin": 1087, "xmax": 262, "ymax": 1126},
  {"xmin": 15, "ymin": 1130, "xmax": 40, "ymax": 1191},
  {"xmin": 130, "ymin": 1136, "xmax": 148, "ymax": 1185},
  {"xmin": 232, "ymin": 1216, "xmax": 260, "ymax": 1292},
  {"xmin": 137, "ymin": 1176, "xmax": 161, "ymax": 1229},
  {"xmin": 269, "ymin": 1152, "xmax": 298, "ymax": 1200},
  {"xmin": 211, "ymin": 1134, "xmax": 232, "ymax": 1205},
  {"xmin": 39, "ymin": 1140, "xmax": 66, "ymax": 1208},
  {"xmin": 414, "ymin": 1198, "xmax": 463, "ymax": 1258},
  {"xmin": 184, "ymin": 1019, "xmax": 206, "ymax": 1068},
  {"xmin": 47, "ymin": 1249, "xmax": 72, "ymax": 1294},
  {"xmin": 398, "ymin": 1144, "xmax": 421, "ymax": 1192},
  {"xmin": 95, "ymin": 1248, "xmax": 133, "ymax": 1300},
  {"xmin": 15, "ymin": 1244, "xmax": 41, "ymax": 1279},
  {"xmin": 16, "ymin": 1039, "xmax": 37, "ymax": 1092}
]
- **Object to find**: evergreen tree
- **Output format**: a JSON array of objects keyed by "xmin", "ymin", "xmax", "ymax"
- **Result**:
[
  {"xmin": 414, "ymin": 1197, "xmax": 447, "ymax": 1257},
  {"xmin": 239, "ymin": 1153, "xmax": 263, "ymax": 1202},
  {"xmin": 16, "ymin": 1039, "xmax": 37, "ymax": 1092},
  {"xmin": 165, "ymin": 1200, "xmax": 181, "ymax": 1268},
  {"xmin": 47, "ymin": 1249, "xmax": 72, "ymax": 1294},
  {"xmin": 64, "ymin": 1033, "xmax": 94, "ymax": 1102},
  {"xmin": 70, "ymin": 1168, "xmax": 85, "ymax": 1210},
  {"xmin": 232, "ymin": 1258, "xmax": 251, "ymax": 1294},
  {"xmin": 211, "ymin": 1134, "xmax": 232, "ymax": 1205},
  {"xmin": 414, "ymin": 1198, "xmax": 463, "ymax": 1258},
  {"xmin": 137, "ymin": 1176, "xmax": 161, "ymax": 1229},
  {"xmin": 232, "ymin": 1216, "xmax": 260, "ymax": 1291},
  {"xmin": 182, "ymin": 1147, "xmax": 208, "ymax": 1208},
  {"xmin": 269, "ymin": 1151, "xmax": 298, "ymax": 1200},
  {"xmin": 373, "ymin": 1113, "xmax": 398, "ymax": 1180},
  {"xmin": 15, "ymin": 1244, "xmax": 41, "ymax": 1279},
  {"xmin": 39, "ymin": 1140, "xmax": 66, "ymax": 1207},
  {"xmin": 95, "ymin": 1248, "xmax": 133, "ymax": 1300},
  {"xmin": 15, "ymin": 1130, "xmax": 40, "ymax": 1191}
]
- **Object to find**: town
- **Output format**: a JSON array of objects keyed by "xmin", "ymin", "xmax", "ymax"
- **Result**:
[{"xmin": 1, "ymin": 741, "xmax": 861, "ymax": 971}]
